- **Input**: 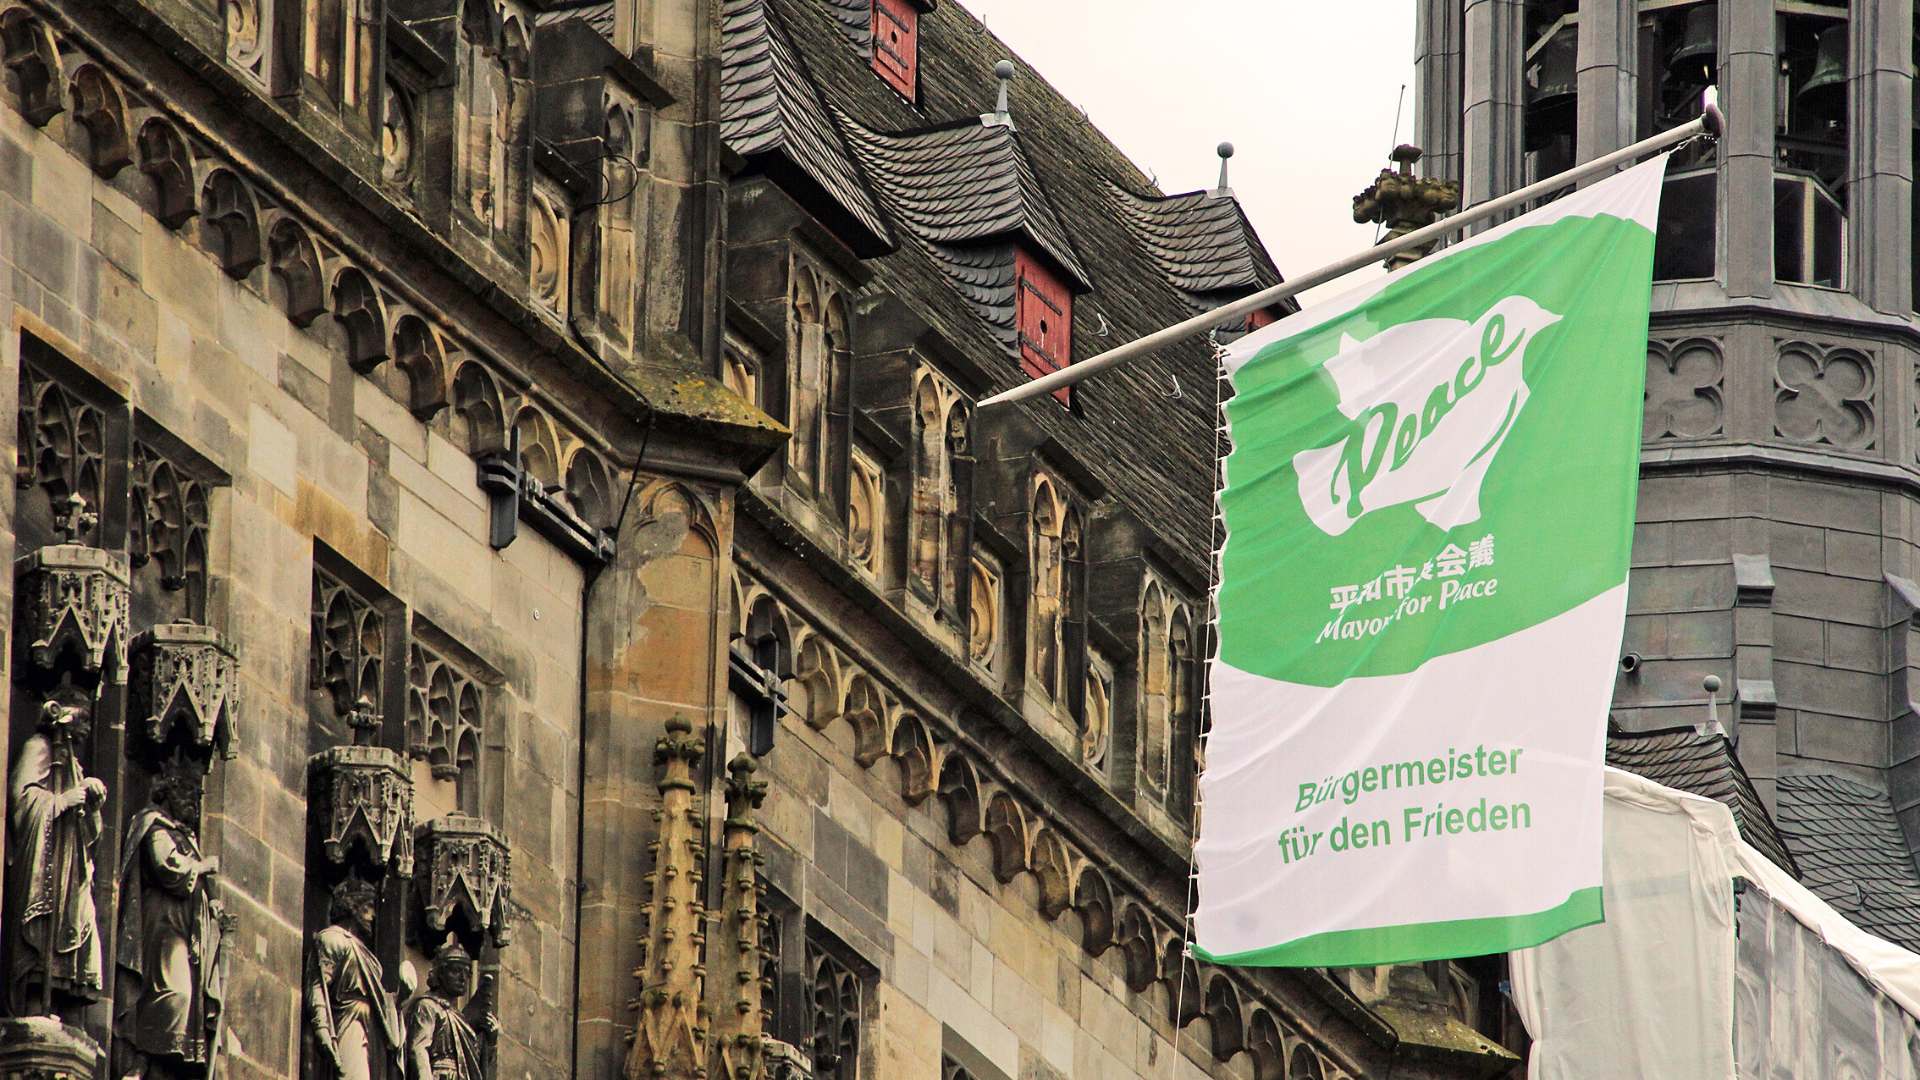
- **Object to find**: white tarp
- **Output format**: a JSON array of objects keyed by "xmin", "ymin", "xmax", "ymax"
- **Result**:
[
  {"xmin": 1512, "ymin": 767, "xmax": 1920, "ymax": 1078},
  {"xmin": 1510, "ymin": 768, "xmax": 1739, "ymax": 1079}
]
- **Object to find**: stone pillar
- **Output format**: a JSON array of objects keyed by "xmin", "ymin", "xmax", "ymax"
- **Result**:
[
  {"xmin": 623, "ymin": 716, "xmax": 711, "ymax": 1080},
  {"xmin": 1849, "ymin": 0, "xmax": 1913, "ymax": 313},
  {"xmin": 1721, "ymin": 0, "xmax": 1776, "ymax": 299},
  {"xmin": 1462, "ymin": 0, "xmax": 1525, "ymax": 223},
  {"xmin": 1576, "ymin": 0, "xmax": 1637, "ymax": 162},
  {"xmin": 1415, "ymin": 0, "xmax": 1465, "ymax": 186},
  {"xmin": 707, "ymin": 756, "xmax": 767, "ymax": 1080},
  {"xmin": 1732, "ymin": 553, "xmax": 1778, "ymax": 808},
  {"xmin": 576, "ymin": 477, "xmax": 731, "ymax": 1078}
]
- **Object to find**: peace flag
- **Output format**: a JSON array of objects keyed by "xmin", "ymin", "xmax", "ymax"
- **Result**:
[{"xmin": 1194, "ymin": 156, "xmax": 1669, "ymax": 967}]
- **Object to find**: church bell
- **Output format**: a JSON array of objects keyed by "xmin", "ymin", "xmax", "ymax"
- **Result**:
[
  {"xmin": 1667, "ymin": 6, "xmax": 1717, "ymax": 89},
  {"xmin": 1524, "ymin": 26, "xmax": 1577, "ymax": 152},
  {"xmin": 1793, "ymin": 24, "xmax": 1847, "ymax": 137}
]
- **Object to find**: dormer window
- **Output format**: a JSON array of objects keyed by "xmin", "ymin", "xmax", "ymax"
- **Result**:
[
  {"xmin": 871, "ymin": 0, "xmax": 919, "ymax": 100},
  {"xmin": 1015, "ymin": 248, "xmax": 1074, "ymax": 406}
]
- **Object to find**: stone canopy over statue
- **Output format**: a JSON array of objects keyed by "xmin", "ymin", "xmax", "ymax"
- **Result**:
[
  {"xmin": 115, "ymin": 758, "xmax": 229, "ymax": 1079},
  {"xmin": 6, "ymin": 694, "xmax": 106, "ymax": 1017}
]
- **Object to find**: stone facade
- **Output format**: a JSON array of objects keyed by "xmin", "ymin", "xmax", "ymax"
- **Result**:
[{"xmin": 0, "ymin": 2, "xmax": 1523, "ymax": 1080}]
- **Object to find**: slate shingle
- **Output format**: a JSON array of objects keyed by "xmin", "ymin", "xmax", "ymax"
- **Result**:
[
  {"xmin": 721, "ymin": 0, "xmax": 894, "ymax": 254},
  {"xmin": 1775, "ymin": 773, "xmax": 1920, "ymax": 953},
  {"xmin": 837, "ymin": 113, "xmax": 1090, "ymax": 289},
  {"xmin": 1109, "ymin": 183, "xmax": 1284, "ymax": 305},
  {"xmin": 533, "ymin": 1, "xmax": 616, "ymax": 36},
  {"xmin": 763, "ymin": 0, "xmax": 1256, "ymax": 561},
  {"xmin": 1606, "ymin": 727, "xmax": 1798, "ymax": 876}
]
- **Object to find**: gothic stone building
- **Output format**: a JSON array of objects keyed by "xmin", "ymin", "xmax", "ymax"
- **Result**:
[
  {"xmin": 0, "ymin": 1, "xmax": 1530, "ymax": 1080},
  {"xmin": 1418, "ymin": 0, "xmax": 1920, "ymax": 1070}
]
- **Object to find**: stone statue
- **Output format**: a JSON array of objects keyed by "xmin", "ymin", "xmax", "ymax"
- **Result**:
[
  {"xmin": 405, "ymin": 937, "xmax": 496, "ymax": 1080},
  {"xmin": 115, "ymin": 759, "xmax": 227, "ymax": 1078},
  {"xmin": 6, "ymin": 695, "xmax": 106, "ymax": 1015},
  {"xmin": 307, "ymin": 878, "xmax": 409, "ymax": 1080}
]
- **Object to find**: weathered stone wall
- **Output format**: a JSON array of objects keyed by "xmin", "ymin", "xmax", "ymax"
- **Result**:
[{"xmin": 0, "ymin": 23, "xmax": 616, "ymax": 1079}]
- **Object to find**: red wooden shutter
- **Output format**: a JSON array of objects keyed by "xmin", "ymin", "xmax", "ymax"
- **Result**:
[
  {"xmin": 1015, "ymin": 248, "xmax": 1074, "ymax": 406},
  {"xmin": 1246, "ymin": 306, "xmax": 1279, "ymax": 331},
  {"xmin": 871, "ymin": 0, "xmax": 918, "ymax": 100}
]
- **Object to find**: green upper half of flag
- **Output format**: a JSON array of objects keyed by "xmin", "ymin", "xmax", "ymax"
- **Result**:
[{"xmin": 1218, "ymin": 208, "xmax": 1656, "ymax": 688}]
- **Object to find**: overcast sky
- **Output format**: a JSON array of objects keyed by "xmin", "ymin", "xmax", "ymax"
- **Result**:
[{"xmin": 961, "ymin": 0, "xmax": 1417, "ymax": 305}]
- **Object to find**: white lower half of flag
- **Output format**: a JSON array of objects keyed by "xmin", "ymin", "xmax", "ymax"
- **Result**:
[{"xmin": 1193, "ymin": 587, "xmax": 1623, "ymax": 966}]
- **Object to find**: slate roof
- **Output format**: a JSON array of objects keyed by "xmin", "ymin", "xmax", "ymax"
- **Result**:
[
  {"xmin": 750, "ymin": 0, "xmax": 1278, "ymax": 560},
  {"xmin": 1109, "ymin": 183, "xmax": 1285, "ymax": 307},
  {"xmin": 721, "ymin": 0, "xmax": 894, "ymax": 254},
  {"xmin": 1775, "ymin": 773, "xmax": 1920, "ymax": 953},
  {"xmin": 1605, "ymin": 727, "xmax": 1797, "ymax": 876},
  {"xmin": 838, "ymin": 114, "xmax": 1091, "ymax": 289},
  {"xmin": 817, "ymin": 0, "xmax": 870, "ymax": 46}
]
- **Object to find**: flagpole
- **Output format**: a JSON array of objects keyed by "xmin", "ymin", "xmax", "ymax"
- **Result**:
[{"xmin": 978, "ymin": 95, "xmax": 1724, "ymax": 409}]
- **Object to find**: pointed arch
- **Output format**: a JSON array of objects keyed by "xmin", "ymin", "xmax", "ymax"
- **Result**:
[
  {"xmin": 1247, "ymin": 1010, "xmax": 1286, "ymax": 1080},
  {"xmin": 1116, "ymin": 904, "xmax": 1159, "ymax": 993},
  {"xmin": 834, "ymin": 672, "xmax": 887, "ymax": 767},
  {"xmin": 1165, "ymin": 940, "xmax": 1202, "ymax": 1027},
  {"xmin": 889, "ymin": 712, "xmax": 935, "ymax": 805},
  {"xmin": 267, "ymin": 216, "xmax": 327, "ymax": 324},
  {"xmin": 1073, "ymin": 866, "xmax": 1116, "ymax": 956},
  {"xmin": 332, "ymin": 267, "xmax": 389, "ymax": 372},
  {"xmin": 0, "ymin": 9, "xmax": 63, "ymax": 126},
  {"xmin": 450, "ymin": 362, "xmax": 505, "ymax": 454},
  {"xmin": 69, "ymin": 63, "xmax": 132, "ymax": 176},
  {"xmin": 197, "ymin": 168, "xmax": 263, "ymax": 278},
  {"xmin": 1205, "ymin": 974, "xmax": 1246, "ymax": 1061},
  {"xmin": 792, "ymin": 633, "xmax": 841, "ymax": 729},
  {"xmin": 391, "ymin": 314, "xmax": 450, "ymax": 420},
  {"xmin": 136, "ymin": 116, "xmax": 196, "ymax": 228},
  {"xmin": 983, "ymin": 791, "xmax": 1031, "ymax": 884},
  {"xmin": 564, "ymin": 448, "xmax": 616, "ymax": 529},
  {"xmin": 637, "ymin": 480, "xmax": 718, "ymax": 558},
  {"xmin": 511, "ymin": 407, "xmax": 561, "ymax": 487},
  {"xmin": 935, "ymin": 750, "xmax": 983, "ymax": 846},
  {"xmin": 1030, "ymin": 828, "xmax": 1073, "ymax": 920}
]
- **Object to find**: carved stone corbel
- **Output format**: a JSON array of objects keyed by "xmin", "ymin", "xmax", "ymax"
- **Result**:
[
  {"xmin": 0, "ymin": 1016, "xmax": 103, "ymax": 1079},
  {"xmin": 129, "ymin": 621, "xmax": 239, "ymax": 761},
  {"xmin": 413, "ymin": 814, "xmax": 512, "ymax": 948}
]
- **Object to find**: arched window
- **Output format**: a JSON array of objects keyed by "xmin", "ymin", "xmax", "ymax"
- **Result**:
[
  {"xmin": 598, "ymin": 104, "xmax": 639, "ymax": 340},
  {"xmin": 823, "ymin": 293, "xmax": 852, "ymax": 518},
  {"xmin": 787, "ymin": 268, "xmax": 823, "ymax": 490},
  {"xmin": 1028, "ymin": 475, "xmax": 1085, "ymax": 709},
  {"xmin": 1140, "ymin": 582, "xmax": 1172, "ymax": 793},
  {"xmin": 1170, "ymin": 605, "xmax": 1198, "ymax": 817}
]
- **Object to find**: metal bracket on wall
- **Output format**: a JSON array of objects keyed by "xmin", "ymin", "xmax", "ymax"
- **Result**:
[{"xmin": 477, "ymin": 430, "xmax": 616, "ymax": 565}]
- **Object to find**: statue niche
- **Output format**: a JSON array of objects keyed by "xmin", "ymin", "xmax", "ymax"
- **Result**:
[
  {"xmin": 115, "ymin": 756, "xmax": 230, "ymax": 1080},
  {"xmin": 6, "ymin": 693, "xmax": 107, "ymax": 1017}
]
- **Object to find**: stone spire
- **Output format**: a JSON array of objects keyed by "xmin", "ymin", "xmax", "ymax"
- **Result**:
[
  {"xmin": 625, "ymin": 716, "xmax": 712, "ymax": 1080},
  {"xmin": 1351, "ymin": 144, "xmax": 1461, "ymax": 270},
  {"xmin": 708, "ymin": 755, "xmax": 769, "ymax": 1080}
]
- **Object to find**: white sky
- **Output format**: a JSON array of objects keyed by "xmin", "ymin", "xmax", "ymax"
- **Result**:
[{"xmin": 960, "ymin": 0, "xmax": 1417, "ymax": 305}]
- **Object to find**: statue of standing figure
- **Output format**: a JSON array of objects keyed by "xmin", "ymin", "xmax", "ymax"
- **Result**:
[
  {"xmin": 6, "ymin": 695, "xmax": 106, "ymax": 1016},
  {"xmin": 406, "ymin": 937, "xmax": 496, "ymax": 1080},
  {"xmin": 307, "ymin": 878, "xmax": 410, "ymax": 1080},
  {"xmin": 115, "ymin": 758, "xmax": 227, "ymax": 1079}
]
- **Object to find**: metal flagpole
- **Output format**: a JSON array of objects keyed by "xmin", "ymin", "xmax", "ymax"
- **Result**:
[{"xmin": 978, "ymin": 95, "xmax": 1725, "ymax": 410}]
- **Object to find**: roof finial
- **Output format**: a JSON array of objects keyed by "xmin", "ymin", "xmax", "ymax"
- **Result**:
[
  {"xmin": 983, "ymin": 60, "xmax": 1016, "ymax": 129},
  {"xmin": 1213, "ymin": 142, "xmax": 1235, "ymax": 197}
]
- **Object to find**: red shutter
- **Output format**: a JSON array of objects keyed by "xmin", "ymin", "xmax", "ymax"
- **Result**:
[
  {"xmin": 871, "ymin": 0, "xmax": 917, "ymax": 100},
  {"xmin": 1246, "ymin": 306, "xmax": 1279, "ymax": 331},
  {"xmin": 1015, "ymin": 248, "xmax": 1074, "ymax": 406}
]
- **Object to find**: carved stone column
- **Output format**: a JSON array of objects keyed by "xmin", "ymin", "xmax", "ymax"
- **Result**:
[
  {"xmin": 624, "ymin": 716, "xmax": 711, "ymax": 1080},
  {"xmin": 709, "ymin": 756, "xmax": 767, "ymax": 1080}
]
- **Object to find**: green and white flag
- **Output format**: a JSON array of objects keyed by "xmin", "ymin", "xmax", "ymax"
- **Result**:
[{"xmin": 1194, "ymin": 156, "xmax": 1668, "ymax": 968}]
